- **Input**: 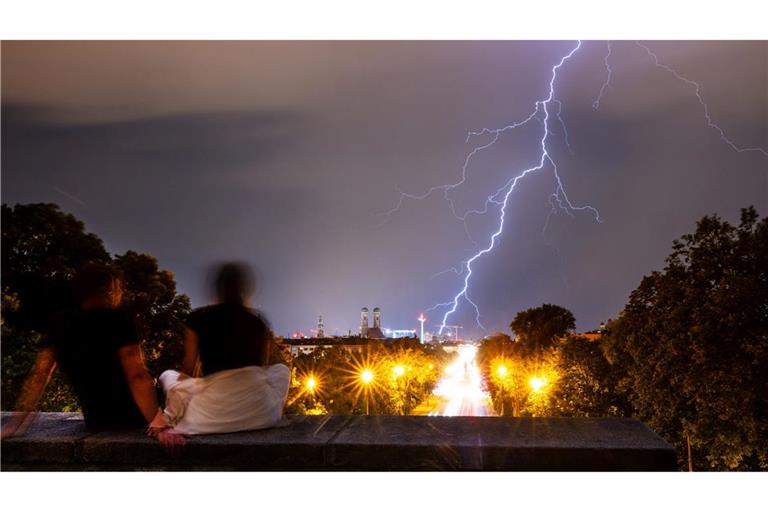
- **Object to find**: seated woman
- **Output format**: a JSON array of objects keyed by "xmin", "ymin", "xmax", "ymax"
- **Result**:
[
  {"xmin": 2, "ymin": 262, "xmax": 175, "ymax": 444},
  {"xmin": 159, "ymin": 263, "xmax": 289, "ymax": 435}
]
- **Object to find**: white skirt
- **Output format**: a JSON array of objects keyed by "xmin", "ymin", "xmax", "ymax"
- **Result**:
[{"xmin": 159, "ymin": 364, "xmax": 290, "ymax": 435}]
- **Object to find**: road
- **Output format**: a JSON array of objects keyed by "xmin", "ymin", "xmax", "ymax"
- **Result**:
[{"xmin": 420, "ymin": 344, "xmax": 495, "ymax": 416}]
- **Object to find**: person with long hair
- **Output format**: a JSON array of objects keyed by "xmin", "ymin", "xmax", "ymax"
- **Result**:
[{"xmin": 157, "ymin": 262, "xmax": 289, "ymax": 435}]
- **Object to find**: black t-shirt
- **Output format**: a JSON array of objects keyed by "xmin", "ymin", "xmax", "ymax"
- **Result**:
[
  {"xmin": 45, "ymin": 308, "xmax": 146, "ymax": 431},
  {"xmin": 186, "ymin": 304, "xmax": 269, "ymax": 376}
]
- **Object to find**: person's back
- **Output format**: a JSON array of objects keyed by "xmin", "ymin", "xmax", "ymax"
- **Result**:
[
  {"xmin": 159, "ymin": 262, "xmax": 289, "ymax": 435},
  {"xmin": 2, "ymin": 262, "xmax": 176, "ymax": 443},
  {"xmin": 186, "ymin": 303, "xmax": 268, "ymax": 376},
  {"xmin": 48, "ymin": 307, "xmax": 145, "ymax": 430}
]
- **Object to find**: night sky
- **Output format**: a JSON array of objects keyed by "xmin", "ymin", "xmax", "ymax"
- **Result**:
[{"xmin": 2, "ymin": 41, "xmax": 766, "ymax": 338}]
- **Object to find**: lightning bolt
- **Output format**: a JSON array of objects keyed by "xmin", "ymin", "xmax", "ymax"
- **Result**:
[
  {"xmin": 379, "ymin": 40, "xmax": 767, "ymax": 336},
  {"xmin": 635, "ymin": 41, "xmax": 768, "ymax": 156},
  {"xmin": 430, "ymin": 40, "xmax": 599, "ymax": 334},
  {"xmin": 593, "ymin": 41, "xmax": 613, "ymax": 110}
]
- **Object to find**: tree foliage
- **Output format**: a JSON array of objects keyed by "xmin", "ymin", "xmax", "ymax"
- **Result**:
[
  {"xmin": 548, "ymin": 335, "xmax": 629, "ymax": 418},
  {"xmin": 510, "ymin": 303, "xmax": 576, "ymax": 354},
  {"xmin": 114, "ymin": 251, "xmax": 191, "ymax": 375},
  {"xmin": 604, "ymin": 207, "xmax": 768, "ymax": 470},
  {"xmin": 1, "ymin": 203, "xmax": 110, "ymax": 332},
  {"xmin": 477, "ymin": 332, "xmax": 560, "ymax": 417},
  {"xmin": 1, "ymin": 203, "xmax": 191, "ymax": 411},
  {"xmin": 285, "ymin": 339, "xmax": 447, "ymax": 415},
  {"xmin": 478, "ymin": 308, "xmax": 628, "ymax": 419}
]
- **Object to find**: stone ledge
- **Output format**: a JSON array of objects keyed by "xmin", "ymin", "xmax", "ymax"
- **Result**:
[{"xmin": 1, "ymin": 412, "xmax": 677, "ymax": 471}]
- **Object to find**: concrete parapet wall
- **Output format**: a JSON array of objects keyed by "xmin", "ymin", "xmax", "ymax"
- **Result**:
[{"xmin": 1, "ymin": 412, "xmax": 676, "ymax": 471}]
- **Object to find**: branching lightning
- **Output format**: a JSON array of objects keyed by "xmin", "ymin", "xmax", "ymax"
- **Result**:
[
  {"xmin": 378, "ymin": 40, "xmax": 768, "ymax": 336},
  {"xmin": 593, "ymin": 41, "xmax": 613, "ymax": 110},
  {"xmin": 635, "ymin": 41, "xmax": 768, "ymax": 156}
]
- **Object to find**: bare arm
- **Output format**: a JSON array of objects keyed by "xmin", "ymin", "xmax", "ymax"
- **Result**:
[
  {"xmin": 1, "ymin": 348, "xmax": 57, "ymax": 438},
  {"xmin": 180, "ymin": 327, "xmax": 200, "ymax": 377},
  {"xmin": 118, "ymin": 343, "xmax": 162, "ymax": 424}
]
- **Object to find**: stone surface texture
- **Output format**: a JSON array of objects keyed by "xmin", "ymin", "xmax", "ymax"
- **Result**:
[{"xmin": 1, "ymin": 412, "xmax": 676, "ymax": 471}]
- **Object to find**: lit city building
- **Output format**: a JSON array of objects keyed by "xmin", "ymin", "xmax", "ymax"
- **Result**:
[
  {"xmin": 282, "ymin": 336, "xmax": 369, "ymax": 357},
  {"xmin": 361, "ymin": 306, "xmax": 385, "ymax": 339},
  {"xmin": 360, "ymin": 307, "xmax": 369, "ymax": 338},
  {"xmin": 384, "ymin": 328, "xmax": 417, "ymax": 338}
]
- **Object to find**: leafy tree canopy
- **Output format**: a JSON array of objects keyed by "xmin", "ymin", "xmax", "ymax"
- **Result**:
[
  {"xmin": 1, "ymin": 203, "xmax": 191, "ymax": 410},
  {"xmin": 510, "ymin": 303, "xmax": 576, "ymax": 355},
  {"xmin": 604, "ymin": 207, "xmax": 768, "ymax": 470},
  {"xmin": 1, "ymin": 203, "xmax": 110, "ymax": 331}
]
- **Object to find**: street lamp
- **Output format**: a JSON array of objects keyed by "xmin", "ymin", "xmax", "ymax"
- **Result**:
[
  {"xmin": 305, "ymin": 376, "xmax": 317, "ymax": 393},
  {"xmin": 360, "ymin": 368, "xmax": 374, "ymax": 415},
  {"xmin": 393, "ymin": 365, "xmax": 405, "ymax": 377},
  {"xmin": 529, "ymin": 376, "xmax": 547, "ymax": 393},
  {"xmin": 495, "ymin": 364, "xmax": 510, "ymax": 415}
]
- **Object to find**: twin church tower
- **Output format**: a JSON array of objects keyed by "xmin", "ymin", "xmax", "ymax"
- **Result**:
[
  {"xmin": 314, "ymin": 307, "xmax": 386, "ymax": 339},
  {"xmin": 360, "ymin": 307, "xmax": 385, "ymax": 339}
]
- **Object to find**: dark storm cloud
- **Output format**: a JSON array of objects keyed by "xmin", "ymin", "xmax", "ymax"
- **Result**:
[{"xmin": 2, "ymin": 41, "xmax": 766, "ymax": 337}]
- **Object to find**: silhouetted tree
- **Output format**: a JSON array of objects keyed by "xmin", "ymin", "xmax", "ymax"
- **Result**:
[
  {"xmin": 1, "ymin": 203, "xmax": 191, "ymax": 411},
  {"xmin": 1, "ymin": 203, "xmax": 110, "ymax": 332},
  {"xmin": 604, "ymin": 207, "xmax": 768, "ymax": 470},
  {"xmin": 114, "ymin": 251, "xmax": 191, "ymax": 376},
  {"xmin": 510, "ymin": 303, "xmax": 575, "ymax": 355},
  {"xmin": 477, "ymin": 332, "xmax": 558, "ymax": 417},
  {"xmin": 548, "ymin": 335, "xmax": 630, "ymax": 418}
]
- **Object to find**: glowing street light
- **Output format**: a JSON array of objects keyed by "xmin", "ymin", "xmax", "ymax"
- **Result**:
[
  {"xmin": 494, "ymin": 363, "xmax": 511, "ymax": 416},
  {"xmin": 529, "ymin": 376, "xmax": 547, "ymax": 393},
  {"xmin": 360, "ymin": 368, "xmax": 374, "ymax": 415},
  {"xmin": 393, "ymin": 365, "xmax": 405, "ymax": 377},
  {"xmin": 305, "ymin": 376, "xmax": 317, "ymax": 393}
]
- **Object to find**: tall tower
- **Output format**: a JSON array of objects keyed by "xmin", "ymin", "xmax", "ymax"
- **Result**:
[
  {"xmin": 317, "ymin": 315, "xmax": 324, "ymax": 338},
  {"xmin": 360, "ymin": 307, "xmax": 369, "ymax": 337},
  {"xmin": 373, "ymin": 307, "xmax": 381, "ymax": 330}
]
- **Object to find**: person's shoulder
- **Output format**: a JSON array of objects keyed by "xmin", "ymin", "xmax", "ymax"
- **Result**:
[
  {"xmin": 93, "ymin": 307, "xmax": 134, "ymax": 324},
  {"xmin": 190, "ymin": 305, "xmax": 219, "ymax": 318},
  {"xmin": 245, "ymin": 307, "xmax": 270, "ymax": 328},
  {"xmin": 187, "ymin": 304, "xmax": 219, "ymax": 329}
]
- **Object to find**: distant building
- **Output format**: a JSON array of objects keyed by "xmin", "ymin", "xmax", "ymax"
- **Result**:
[
  {"xmin": 360, "ymin": 307, "xmax": 369, "ymax": 338},
  {"xmin": 285, "ymin": 306, "xmax": 417, "ymax": 357},
  {"xmin": 385, "ymin": 328, "xmax": 417, "ymax": 338},
  {"xmin": 366, "ymin": 306, "xmax": 386, "ymax": 339},
  {"xmin": 283, "ymin": 337, "xmax": 370, "ymax": 357},
  {"xmin": 359, "ymin": 306, "xmax": 385, "ymax": 339},
  {"xmin": 424, "ymin": 331, "xmax": 460, "ymax": 344}
]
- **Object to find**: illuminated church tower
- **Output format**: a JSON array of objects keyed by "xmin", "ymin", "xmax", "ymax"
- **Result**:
[
  {"xmin": 317, "ymin": 315, "xmax": 324, "ymax": 338},
  {"xmin": 373, "ymin": 307, "xmax": 381, "ymax": 330},
  {"xmin": 360, "ymin": 307, "xmax": 369, "ymax": 337}
]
